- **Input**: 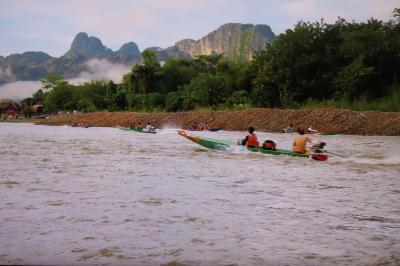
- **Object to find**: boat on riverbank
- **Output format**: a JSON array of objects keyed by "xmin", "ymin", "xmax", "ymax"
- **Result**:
[{"xmin": 178, "ymin": 130, "xmax": 327, "ymax": 160}]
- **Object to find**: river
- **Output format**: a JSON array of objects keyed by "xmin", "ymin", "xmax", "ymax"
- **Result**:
[{"xmin": 0, "ymin": 123, "xmax": 399, "ymax": 265}]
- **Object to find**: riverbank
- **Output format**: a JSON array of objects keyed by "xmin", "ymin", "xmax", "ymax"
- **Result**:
[
  {"xmin": 0, "ymin": 117, "xmax": 47, "ymax": 124},
  {"xmin": 35, "ymin": 108, "xmax": 400, "ymax": 136}
]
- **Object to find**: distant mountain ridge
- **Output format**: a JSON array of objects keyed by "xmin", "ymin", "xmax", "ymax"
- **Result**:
[
  {"xmin": 174, "ymin": 23, "xmax": 275, "ymax": 60},
  {"xmin": 0, "ymin": 23, "xmax": 275, "ymax": 85}
]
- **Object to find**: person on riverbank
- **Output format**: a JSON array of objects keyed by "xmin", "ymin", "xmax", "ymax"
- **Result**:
[
  {"xmin": 238, "ymin": 127, "xmax": 259, "ymax": 148},
  {"xmin": 191, "ymin": 121, "xmax": 198, "ymax": 130},
  {"xmin": 292, "ymin": 130, "xmax": 312, "ymax": 154},
  {"xmin": 198, "ymin": 122, "xmax": 208, "ymax": 130}
]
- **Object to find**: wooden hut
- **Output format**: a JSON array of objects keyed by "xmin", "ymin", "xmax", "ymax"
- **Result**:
[{"xmin": 0, "ymin": 100, "xmax": 20, "ymax": 119}]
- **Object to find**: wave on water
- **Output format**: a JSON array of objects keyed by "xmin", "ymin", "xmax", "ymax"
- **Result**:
[
  {"xmin": 157, "ymin": 127, "xmax": 181, "ymax": 135},
  {"xmin": 344, "ymin": 154, "xmax": 400, "ymax": 166}
]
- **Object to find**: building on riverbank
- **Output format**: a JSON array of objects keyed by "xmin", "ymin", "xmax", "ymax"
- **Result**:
[{"xmin": 0, "ymin": 99, "xmax": 20, "ymax": 120}]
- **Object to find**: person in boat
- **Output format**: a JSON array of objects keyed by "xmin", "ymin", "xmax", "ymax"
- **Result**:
[
  {"xmin": 192, "ymin": 121, "xmax": 198, "ymax": 130},
  {"xmin": 237, "ymin": 127, "xmax": 259, "ymax": 148},
  {"xmin": 292, "ymin": 129, "xmax": 312, "ymax": 154},
  {"xmin": 307, "ymin": 125, "xmax": 318, "ymax": 132},
  {"xmin": 297, "ymin": 125, "xmax": 304, "ymax": 133},
  {"xmin": 262, "ymin": 140, "xmax": 276, "ymax": 150},
  {"xmin": 311, "ymin": 141, "xmax": 326, "ymax": 153},
  {"xmin": 144, "ymin": 122, "xmax": 155, "ymax": 133},
  {"xmin": 283, "ymin": 124, "xmax": 294, "ymax": 133},
  {"xmin": 129, "ymin": 123, "xmax": 135, "ymax": 130}
]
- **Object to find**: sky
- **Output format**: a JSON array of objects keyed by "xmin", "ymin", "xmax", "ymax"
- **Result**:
[{"xmin": 0, "ymin": 0, "xmax": 398, "ymax": 57}]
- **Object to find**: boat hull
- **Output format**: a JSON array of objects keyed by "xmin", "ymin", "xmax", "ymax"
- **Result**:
[
  {"xmin": 178, "ymin": 130, "xmax": 324, "ymax": 159},
  {"xmin": 189, "ymin": 127, "xmax": 222, "ymax": 132},
  {"xmin": 305, "ymin": 130, "xmax": 346, "ymax": 135},
  {"xmin": 119, "ymin": 127, "xmax": 157, "ymax": 134}
]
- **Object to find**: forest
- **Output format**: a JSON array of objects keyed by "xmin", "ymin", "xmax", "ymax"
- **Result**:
[{"xmin": 23, "ymin": 10, "xmax": 400, "ymax": 113}]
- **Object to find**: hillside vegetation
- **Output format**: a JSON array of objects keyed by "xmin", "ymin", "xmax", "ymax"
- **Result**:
[{"xmin": 24, "ymin": 10, "xmax": 400, "ymax": 113}]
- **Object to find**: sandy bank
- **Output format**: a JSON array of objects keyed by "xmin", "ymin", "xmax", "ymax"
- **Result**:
[{"xmin": 36, "ymin": 108, "xmax": 400, "ymax": 136}]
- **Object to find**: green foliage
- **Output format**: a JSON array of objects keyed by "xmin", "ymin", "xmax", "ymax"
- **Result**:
[
  {"xmin": 41, "ymin": 73, "xmax": 65, "ymax": 92},
  {"xmin": 251, "ymin": 12, "xmax": 400, "ymax": 110},
  {"xmin": 20, "ymin": 97, "xmax": 33, "ymax": 106},
  {"xmin": 43, "ymin": 77, "xmax": 75, "ymax": 112},
  {"xmin": 178, "ymin": 73, "xmax": 230, "ymax": 110},
  {"xmin": 228, "ymin": 90, "xmax": 251, "ymax": 106},
  {"xmin": 127, "ymin": 92, "xmax": 164, "ymax": 111},
  {"xmin": 22, "ymin": 106, "xmax": 33, "ymax": 118},
  {"xmin": 237, "ymin": 29, "xmax": 253, "ymax": 63},
  {"xmin": 142, "ymin": 50, "xmax": 160, "ymax": 68},
  {"xmin": 32, "ymin": 89, "xmax": 44, "ymax": 104},
  {"xmin": 301, "ymin": 88, "xmax": 400, "ymax": 112},
  {"xmin": 165, "ymin": 92, "xmax": 182, "ymax": 112}
]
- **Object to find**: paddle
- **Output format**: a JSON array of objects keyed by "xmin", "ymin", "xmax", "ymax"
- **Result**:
[
  {"xmin": 324, "ymin": 150, "xmax": 348, "ymax": 158},
  {"xmin": 308, "ymin": 144, "xmax": 348, "ymax": 158}
]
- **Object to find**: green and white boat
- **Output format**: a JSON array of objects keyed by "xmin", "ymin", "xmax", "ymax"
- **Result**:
[
  {"xmin": 119, "ymin": 127, "xmax": 157, "ymax": 134},
  {"xmin": 178, "ymin": 130, "xmax": 327, "ymax": 160}
]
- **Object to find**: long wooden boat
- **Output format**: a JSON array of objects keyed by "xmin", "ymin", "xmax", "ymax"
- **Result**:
[
  {"xmin": 178, "ymin": 130, "xmax": 327, "ymax": 160},
  {"xmin": 119, "ymin": 127, "xmax": 157, "ymax": 134},
  {"xmin": 305, "ymin": 130, "xmax": 346, "ymax": 135}
]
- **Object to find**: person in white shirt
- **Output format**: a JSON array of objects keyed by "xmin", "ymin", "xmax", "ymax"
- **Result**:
[{"xmin": 144, "ymin": 122, "xmax": 155, "ymax": 133}]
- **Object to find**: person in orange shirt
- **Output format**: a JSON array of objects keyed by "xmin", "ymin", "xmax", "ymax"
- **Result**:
[
  {"xmin": 237, "ymin": 127, "xmax": 259, "ymax": 148},
  {"xmin": 293, "ymin": 129, "xmax": 312, "ymax": 154}
]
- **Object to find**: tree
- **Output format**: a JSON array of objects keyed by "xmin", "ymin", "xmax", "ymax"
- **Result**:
[
  {"xmin": 228, "ymin": 90, "xmax": 251, "ymax": 106},
  {"xmin": 113, "ymin": 88, "xmax": 128, "ymax": 110},
  {"xmin": 142, "ymin": 50, "xmax": 160, "ymax": 68},
  {"xmin": 32, "ymin": 89, "xmax": 44, "ymax": 104},
  {"xmin": 22, "ymin": 106, "xmax": 33, "ymax": 118},
  {"xmin": 41, "ymin": 73, "xmax": 65, "ymax": 92},
  {"xmin": 43, "ymin": 81, "xmax": 75, "ymax": 112},
  {"xmin": 165, "ymin": 92, "xmax": 182, "ymax": 112},
  {"xmin": 179, "ymin": 73, "xmax": 230, "ymax": 109}
]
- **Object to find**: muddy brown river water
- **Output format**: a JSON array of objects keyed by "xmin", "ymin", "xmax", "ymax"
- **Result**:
[{"xmin": 0, "ymin": 123, "xmax": 399, "ymax": 265}]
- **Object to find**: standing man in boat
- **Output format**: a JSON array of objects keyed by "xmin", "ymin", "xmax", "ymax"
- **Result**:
[
  {"xmin": 293, "ymin": 129, "xmax": 312, "ymax": 154},
  {"xmin": 237, "ymin": 127, "xmax": 259, "ymax": 148}
]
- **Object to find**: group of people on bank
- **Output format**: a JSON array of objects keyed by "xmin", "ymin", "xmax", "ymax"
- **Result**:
[
  {"xmin": 283, "ymin": 124, "xmax": 318, "ymax": 133},
  {"xmin": 191, "ymin": 121, "xmax": 209, "ymax": 131},
  {"xmin": 238, "ymin": 126, "xmax": 324, "ymax": 155}
]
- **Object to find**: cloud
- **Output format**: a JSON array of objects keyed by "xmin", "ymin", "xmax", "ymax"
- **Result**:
[
  {"xmin": 0, "ymin": 81, "xmax": 41, "ymax": 100},
  {"xmin": 68, "ymin": 59, "xmax": 130, "ymax": 84},
  {"xmin": 0, "ymin": 59, "xmax": 131, "ymax": 100},
  {"xmin": 0, "ymin": 66, "xmax": 12, "ymax": 79}
]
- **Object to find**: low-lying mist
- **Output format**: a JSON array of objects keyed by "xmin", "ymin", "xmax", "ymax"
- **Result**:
[
  {"xmin": 68, "ymin": 59, "xmax": 131, "ymax": 85},
  {"xmin": 0, "ymin": 59, "xmax": 131, "ymax": 101}
]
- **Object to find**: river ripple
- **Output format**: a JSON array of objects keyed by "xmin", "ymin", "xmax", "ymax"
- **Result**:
[{"xmin": 0, "ymin": 123, "xmax": 399, "ymax": 265}]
